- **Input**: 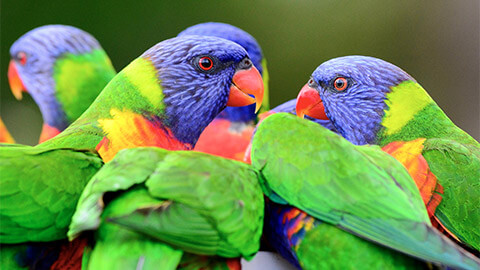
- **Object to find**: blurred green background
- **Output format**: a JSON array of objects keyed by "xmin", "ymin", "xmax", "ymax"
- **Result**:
[{"xmin": 1, "ymin": 0, "xmax": 479, "ymax": 144}]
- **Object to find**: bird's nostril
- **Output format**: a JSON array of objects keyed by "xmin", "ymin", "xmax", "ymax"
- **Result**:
[{"xmin": 240, "ymin": 58, "xmax": 252, "ymax": 69}]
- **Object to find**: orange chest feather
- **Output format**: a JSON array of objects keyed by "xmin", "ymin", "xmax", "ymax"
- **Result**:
[
  {"xmin": 382, "ymin": 138, "xmax": 443, "ymax": 217},
  {"xmin": 96, "ymin": 109, "xmax": 191, "ymax": 162}
]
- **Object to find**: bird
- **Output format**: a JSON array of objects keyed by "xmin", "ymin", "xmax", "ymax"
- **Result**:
[
  {"xmin": 8, "ymin": 25, "xmax": 116, "ymax": 143},
  {"xmin": 178, "ymin": 22, "xmax": 268, "ymax": 161},
  {"xmin": 0, "ymin": 35, "xmax": 263, "ymax": 269},
  {"xmin": 250, "ymin": 112, "xmax": 480, "ymax": 269},
  {"xmin": 295, "ymin": 55, "xmax": 480, "ymax": 253},
  {"xmin": 68, "ymin": 147, "xmax": 264, "ymax": 270}
]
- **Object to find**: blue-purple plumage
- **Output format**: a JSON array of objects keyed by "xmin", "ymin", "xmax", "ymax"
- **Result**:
[
  {"xmin": 178, "ymin": 22, "xmax": 264, "ymax": 124},
  {"xmin": 309, "ymin": 56, "xmax": 415, "ymax": 144},
  {"xmin": 9, "ymin": 25, "xmax": 102, "ymax": 130},
  {"xmin": 143, "ymin": 35, "xmax": 251, "ymax": 146}
]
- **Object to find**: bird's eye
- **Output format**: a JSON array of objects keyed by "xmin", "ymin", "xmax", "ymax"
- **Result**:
[
  {"xmin": 198, "ymin": 56, "xmax": 213, "ymax": 71},
  {"xmin": 17, "ymin": 52, "xmax": 27, "ymax": 66},
  {"xmin": 308, "ymin": 78, "xmax": 315, "ymax": 87},
  {"xmin": 333, "ymin": 77, "xmax": 348, "ymax": 91}
]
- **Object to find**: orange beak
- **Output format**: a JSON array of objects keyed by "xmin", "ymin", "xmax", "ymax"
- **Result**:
[
  {"xmin": 295, "ymin": 83, "xmax": 329, "ymax": 120},
  {"xmin": 8, "ymin": 60, "xmax": 27, "ymax": 100},
  {"xmin": 226, "ymin": 66, "xmax": 264, "ymax": 113}
]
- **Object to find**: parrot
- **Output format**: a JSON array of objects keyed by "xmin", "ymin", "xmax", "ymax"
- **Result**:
[
  {"xmin": 0, "ymin": 117, "xmax": 15, "ymax": 143},
  {"xmin": 8, "ymin": 25, "xmax": 116, "ymax": 143},
  {"xmin": 178, "ymin": 22, "xmax": 269, "ymax": 161},
  {"xmin": 67, "ymin": 147, "xmax": 264, "ymax": 270},
  {"xmin": 0, "ymin": 35, "xmax": 264, "ymax": 269},
  {"xmin": 251, "ymin": 103, "xmax": 412, "ymax": 269},
  {"xmin": 295, "ymin": 55, "xmax": 480, "ymax": 252},
  {"xmin": 250, "ymin": 112, "xmax": 480, "ymax": 269}
]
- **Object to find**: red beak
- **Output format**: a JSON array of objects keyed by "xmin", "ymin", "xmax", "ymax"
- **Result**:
[
  {"xmin": 295, "ymin": 83, "xmax": 329, "ymax": 120},
  {"xmin": 226, "ymin": 66, "xmax": 264, "ymax": 113},
  {"xmin": 8, "ymin": 60, "xmax": 27, "ymax": 100}
]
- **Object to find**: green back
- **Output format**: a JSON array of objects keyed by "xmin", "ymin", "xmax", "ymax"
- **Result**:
[
  {"xmin": 251, "ymin": 113, "xmax": 480, "ymax": 269},
  {"xmin": 378, "ymin": 81, "xmax": 480, "ymax": 250},
  {"xmin": 53, "ymin": 49, "xmax": 116, "ymax": 124}
]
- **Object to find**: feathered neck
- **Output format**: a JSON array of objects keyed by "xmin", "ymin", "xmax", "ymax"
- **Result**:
[
  {"xmin": 39, "ymin": 58, "xmax": 191, "ymax": 161},
  {"xmin": 376, "ymin": 81, "xmax": 470, "ymax": 146},
  {"xmin": 53, "ymin": 50, "xmax": 116, "ymax": 124}
]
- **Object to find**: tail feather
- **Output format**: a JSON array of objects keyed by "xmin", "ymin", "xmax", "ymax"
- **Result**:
[{"xmin": 343, "ymin": 217, "xmax": 480, "ymax": 270}]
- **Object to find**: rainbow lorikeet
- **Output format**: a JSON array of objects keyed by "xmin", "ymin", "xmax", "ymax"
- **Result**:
[
  {"xmin": 178, "ymin": 22, "xmax": 269, "ymax": 161},
  {"xmin": 251, "ymin": 113, "xmax": 480, "ymax": 269},
  {"xmin": 67, "ymin": 147, "xmax": 264, "ymax": 269},
  {"xmin": 295, "ymin": 56, "xmax": 480, "ymax": 253},
  {"xmin": 8, "ymin": 25, "xmax": 116, "ymax": 143},
  {"xmin": 0, "ymin": 35, "xmax": 263, "ymax": 269},
  {"xmin": 0, "ymin": 117, "xmax": 15, "ymax": 143}
]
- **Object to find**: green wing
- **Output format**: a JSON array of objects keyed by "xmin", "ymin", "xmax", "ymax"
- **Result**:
[
  {"xmin": 85, "ymin": 188, "xmax": 183, "ymax": 270},
  {"xmin": 296, "ymin": 222, "xmax": 421, "ymax": 270},
  {"xmin": 422, "ymin": 137, "xmax": 480, "ymax": 250},
  {"xmin": 69, "ymin": 147, "xmax": 264, "ymax": 260},
  {"xmin": 0, "ymin": 144, "xmax": 103, "ymax": 243},
  {"xmin": 251, "ymin": 113, "xmax": 480, "ymax": 269}
]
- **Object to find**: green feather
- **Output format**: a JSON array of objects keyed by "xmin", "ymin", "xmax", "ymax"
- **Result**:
[
  {"xmin": 296, "ymin": 223, "xmax": 422, "ymax": 269},
  {"xmin": 69, "ymin": 147, "xmax": 264, "ymax": 264},
  {"xmin": 252, "ymin": 113, "xmax": 480, "ymax": 269},
  {"xmin": 379, "ymin": 81, "xmax": 480, "ymax": 251},
  {"xmin": 86, "ymin": 188, "xmax": 183, "ymax": 270},
  {"xmin": 0, "ymin": 57, "xmax": 161, "ymax": 246},
  {"xmin": 422, "ymin": 138, "xmax": 480, "ymax": 250},
  {"xmin": 53, "ymin": 49, "xmax": 116, "ymax": 124},
  {"xmin": 0, "ymin": 145, "xmax": 102, "ymax": 243}
]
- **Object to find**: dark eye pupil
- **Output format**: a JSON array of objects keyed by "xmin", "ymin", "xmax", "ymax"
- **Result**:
[
  {"xmin": 334, "ymin": 78, "xmax": 348, "ymax": 91},
  {"xmin": 199, "ymin": 57, "xmax": 213, "ymax": 69}
]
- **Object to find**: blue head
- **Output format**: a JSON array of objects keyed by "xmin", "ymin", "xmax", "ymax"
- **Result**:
[
  {"xmin": 143, "ymin": 35, "xmax": 264, "ymax": 146},
  {"xmin": 8, "ymin": 25, "xmax": 103, "ymax": 130},
  {"xmin": 296, "ymin": 56, "xmax": 413, "ymax": 145},
  {"xmin": 178, "ymin": 22, "xmax": 265, "ymax": 123}
]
